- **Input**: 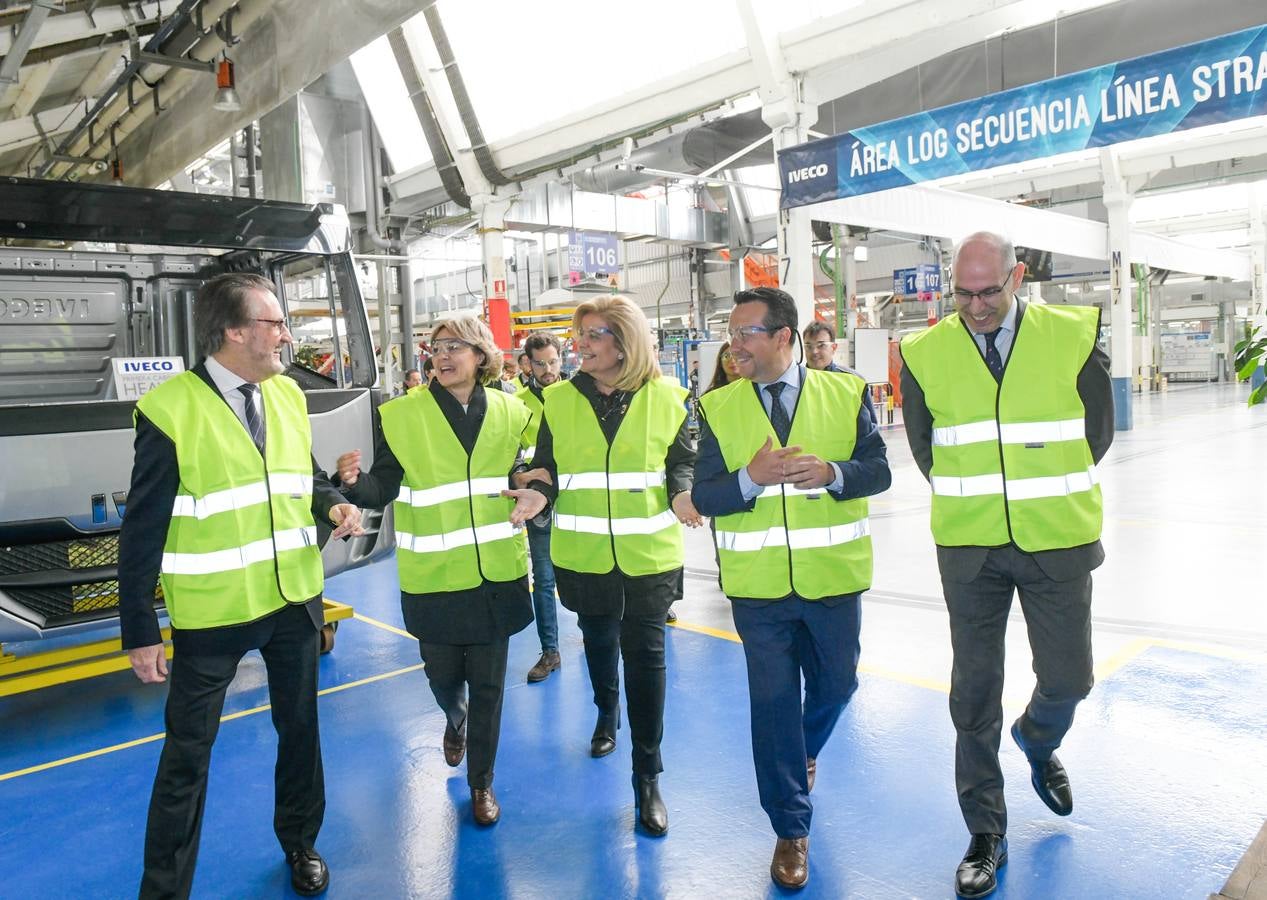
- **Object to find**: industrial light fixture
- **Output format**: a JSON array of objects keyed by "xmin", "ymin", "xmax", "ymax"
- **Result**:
[{"xmin": 214, "ymin": 57, "xmax": 241, "ymax": 113}]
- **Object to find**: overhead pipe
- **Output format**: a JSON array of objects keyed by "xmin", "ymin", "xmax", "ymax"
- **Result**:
[
  {"xmin": 387, "ymin": 26, "xmax": 470, "ymax": 209},
  {"xmin": 44, "ymin": 0, "xmax": 259, "ymax": 181},
  {"xmin": 0, "ymin": 0, "xmax": 56, "ymax": 85},
  {"xmin": 420, "ymin": 0, "xmax": 514, "ymax": 188},
  {"xmin": 360, "ymin": 104, "xmax": 407, "ymax": 254}
]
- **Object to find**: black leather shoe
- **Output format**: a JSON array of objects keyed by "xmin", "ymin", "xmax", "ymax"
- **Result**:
[
  {"xmin": 665, "ymin": 606, "xmax": 678, "ymax": 623},
  {"xmin": 590, "ymin": 709, "xmax": 620, "ymax": 758},
  {"xmin": 286, "ymin": 848, "xmax": 329, "ymax": 896},
  {"xmin": 443, "ymin": 718, "xmax": 466, "ymax": 767},
  {"xmin": 955, "ymin": 833, "xmax": 1006, "ymax": 899},
  {"xmin": 632, "ymin": 773, "xmax": 668, "ymax": 836},
  {"xmin": 1011, "ymin": 720, "xmax": 1073, "ymax": 816}
]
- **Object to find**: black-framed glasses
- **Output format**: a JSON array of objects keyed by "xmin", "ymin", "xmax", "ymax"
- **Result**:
[
  {"xmin": 252, "ymin": 317, "xmax": 289, "ymax": 332},
  {"xmin": 951, "ymin": 278, "xmax": 1012, "ymax": 303},
  {"xmin": 432, "ymin": 339, "xmax": 473, "ymax": 356}
]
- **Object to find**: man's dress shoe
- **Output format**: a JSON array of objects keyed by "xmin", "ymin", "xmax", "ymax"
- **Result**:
[
  {"xmin": 955, "ymin": 833, "xmax": 1007, "ymax": 899},
  {"xmin": 770, "ymin": 836, "xmax": 809, "ymax": 889},
  {"xmin": 806, "ymin": 757, "xmax": 816, "ymax": 793},
  {"xmin": 590, "ymin": 710, "xmax": 620, "ymax": 758},
  {"xmin": 443, "ymin": 719, "xmax": 466, "ymax": 767},
  {"xmin": 632, "ymin": 773, "xmax": 668, "ymax": 836},
  {"xmin": 286, "ymin": 848, "xmax": 329, "ymax": 896},
  {"xmin": 1011, "ymin": 720, "xmax": 1073, "ymax": 816},
  {"xmin": 526, "ymin": 650, "xmax": 561, "ymax": 683},
  {"xmin": 471, "ymin": 787, "xmax": 501, "ymax": 826}
]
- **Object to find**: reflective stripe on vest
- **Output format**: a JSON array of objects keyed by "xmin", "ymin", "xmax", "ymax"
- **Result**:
[
  {"xmin": 171, "ymin": 473, "xmax": 314, "ymax": 519},
  {"xmin": 545, "ymin": 377, "xmax": 687, "ymax": 576},
  {"xmin": 379, "ymin": 386, "xmax": 530, "ymax": 592},
  {"xmin": 698, "ymin": 368, "xmax": 873, "ymax": 600},
  {"xmin": 395, "ymin": 476, "xmax": 509, "ymax": 508},
  {"xmin": 135, "ymin": 371, "xmax": 324, "ymax": 630},
  {"xmin": 394, "ymin": 521, "xmax": 517, "ymax": 554},
  {"xmin": 162, "ymin": 526, "xmax": 318, "ymax": 575},
  {"xmin": 900, "ymin": 304, "xmax": 1103, "ymax": 551}
]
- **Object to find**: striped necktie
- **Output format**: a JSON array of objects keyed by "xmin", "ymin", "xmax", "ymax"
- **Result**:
[{"xmin": 237, "ymin": 383, "xmax": 266, "ymax": 453}]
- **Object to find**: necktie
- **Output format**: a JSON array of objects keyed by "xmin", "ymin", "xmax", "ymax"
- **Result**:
[
  {"xmin": 983, "ymin": 329, "xmax": 1004, "ymax": 382},
  {"xmin": 237, "ymin": 383, "xmax": 266, "ymax": 453},
  {"xmin": 765, "ymin": 382, "xmax": 792, "ymax": 445}
]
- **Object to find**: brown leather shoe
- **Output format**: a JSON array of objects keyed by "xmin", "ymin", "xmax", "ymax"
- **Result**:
[
  {"xmin": 806, "ymin": 757, "xmax": 816, "ymax": 793},
  {"xmin": 443, "ymin": 719, "xmax": 466, "ymax": 767},
  {"xmin": 770, "ymin": 836, "xmax": 809, "ymax": 889},
  {"xmin": 471, "ymin": 787, "xmax": 501, "ymax": 826},
  {"xmin": 526, "ymin": 651, "xmax": 561, "ymax": 683}
]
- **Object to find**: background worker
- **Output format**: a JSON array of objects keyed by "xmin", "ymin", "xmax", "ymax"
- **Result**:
[
  {"xmin": 514, "ymin": 332, "xmax": 568, "ymax": 683},
  {"xmin": 803, "ymin": 321, "xmax": 845, "ymax": 372},
  {"xmin": 400, "ymin": 368, "xmax": 423, "ymax": 394},
  {"xmin": 705, "ymin": 341, "xmax": 741, "ymax": 393},
  {"xmin": 336, "ymin": 316, "xmax": 546, "ymax": 828},
  {"xmin": 692, "ymin": 287, "xmax": 890, "ymax": 891},
  {"xmin": 525, "ymin": 295, "xmax": 701, "ymax": 837},
  {"xmin": 900, "ymin": 231, "xmax": 1113, "ymax": 900},
  {"xmin": 517, "ymin": 351, "xmax": 533, "ymax": 386},
  {"xmin": 119, "ymin": 272, "xmax": 363, "ymax": 899}
]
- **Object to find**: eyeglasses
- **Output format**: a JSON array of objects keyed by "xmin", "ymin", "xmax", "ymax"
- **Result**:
[
  {"xmin": 432, "ymin": 339, "xmax": 472, "ymax": 356},
  {"xmin": 252, "ymin": 317, "xmax": 289, "ymax": 332},
  {"xmin": 727, "ymin": 324, "xmax": 772, "ymax": 343},
  {"xmin": 720, "ymin": 351, "xmax": 733, "ymax": 362},
  {"xmin": 576, "ymin": 326, "xmax": 614, "ymax": 342},
  {"xmin": 952, "ymin": 278, "xmax": 1012, "ymax": 303},
  {"xmin": 807, "ymin": 341, "xmax": 834, "ymax": 352},
  {"xmin": 530, "ymin": 357, "xmax": 560, "ymax": 369}
]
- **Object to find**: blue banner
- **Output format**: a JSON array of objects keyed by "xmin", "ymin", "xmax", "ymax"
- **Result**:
[{"xmin": 779, "ymin": 25, "xmax": 1267, "ymax": 207}]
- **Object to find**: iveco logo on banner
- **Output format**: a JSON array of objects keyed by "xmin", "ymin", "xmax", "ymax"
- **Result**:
[
  {"xmin": 778, "ymin": 153, "xmax": 838, "ymax": 207},
  {"xmin": 777, "ymin": 23, "xmax": 1267, "ymax": 208}
]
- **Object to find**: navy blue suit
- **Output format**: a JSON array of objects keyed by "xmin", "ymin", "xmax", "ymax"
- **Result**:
[{"xmin": 692, "ymin": 367, "xmax": 891, "ymax": 837}]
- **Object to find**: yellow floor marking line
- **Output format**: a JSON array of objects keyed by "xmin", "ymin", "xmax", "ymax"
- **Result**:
[
  {"xmin": 1092, "ymin": 636, "xmax": 1153, "ymax": 682},
  {"xmin": 351, "ymin": 612, "xmax": 416, "ymax": 641},
  {"xmin": 0, "ymin": 662, "xmax": 426, "ymax": 784}
]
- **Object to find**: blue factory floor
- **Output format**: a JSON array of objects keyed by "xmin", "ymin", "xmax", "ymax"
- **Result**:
[{"xmin": 1, "ymin": 380, "xmax": 1264, "ymax": 899}]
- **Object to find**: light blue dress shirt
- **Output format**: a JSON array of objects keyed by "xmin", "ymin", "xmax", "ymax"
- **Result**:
[{"xmin": 737, "ymin": 361, "xmax": 845, "ymax": 499}]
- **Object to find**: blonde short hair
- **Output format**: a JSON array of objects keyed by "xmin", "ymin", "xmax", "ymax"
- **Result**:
[
  {"xmin": 571, "ymin": 295, "xmax": 660, "ymax": 392},
  {"xmin": 431, "ymin": 316, "xmax": 502, "ymax": 386}
]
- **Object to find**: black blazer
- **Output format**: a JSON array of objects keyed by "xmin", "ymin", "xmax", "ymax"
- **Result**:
[
  {"xmin": 117, "ymin": 362, "xmax": 345, "ymax": 654},
  {"xmin": 899, "ymin": 300, "xmax": 1115, "ymax": 582}
]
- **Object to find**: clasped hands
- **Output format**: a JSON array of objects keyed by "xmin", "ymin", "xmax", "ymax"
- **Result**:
[{"xmin": 746, "ymin": 436, "xmax": 835, "ymax": 489}]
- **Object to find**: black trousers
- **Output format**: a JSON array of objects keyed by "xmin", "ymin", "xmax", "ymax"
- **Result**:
[
  {"xmin": 942, "ymin": 545, "xmax": 1094, "ymax": 835},
  {"xmin": 139, "ymin": 604, "xmax": 323, "ymax": 900},
  {"xmin": 417, "ymin": 638, "xmax": 509, "ymax": 790},
  {"xmin": 576, "ymin": 611, "xmax": 666, "ymax": 775}
]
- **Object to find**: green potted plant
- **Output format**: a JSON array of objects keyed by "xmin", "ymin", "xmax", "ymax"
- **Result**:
[{"xmin": 1234, "ymin": 321, "xmax": 1266, "ymax": 406}]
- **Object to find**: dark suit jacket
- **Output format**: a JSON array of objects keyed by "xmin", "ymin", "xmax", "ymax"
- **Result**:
[
  {"xmin": 898, "ymin": 300, "xmax": 1115, "ymax": 583},
  {"xmin": 117, "ymin": 362, "xmax": 345, "ymax": 655},
  {"xmin": 692, "ymin": 366, "xmax": 892, "ymax": 603}
]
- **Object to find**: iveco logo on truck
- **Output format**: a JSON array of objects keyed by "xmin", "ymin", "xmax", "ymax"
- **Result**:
[
  {"xmin": 786, "ymin": 164, "xmax": 830, "ymax": 183},
  {"xmin": 0, "ymin": 297, "xmax": 88, "ymax": 320}
]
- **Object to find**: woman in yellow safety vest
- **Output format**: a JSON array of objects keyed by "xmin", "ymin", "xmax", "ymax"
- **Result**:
[
  {"xmin": 335, "ymin": 316, "xmax": 546, "ymax": 828},
  {"xmin": 520, "ymin": 295, "xmax": 702, "ymax": 837}
]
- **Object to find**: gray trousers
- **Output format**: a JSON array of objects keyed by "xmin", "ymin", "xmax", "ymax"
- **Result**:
[{"xmin": 941, "ymin": 544, "xmax": 1094, "ymax": 835}]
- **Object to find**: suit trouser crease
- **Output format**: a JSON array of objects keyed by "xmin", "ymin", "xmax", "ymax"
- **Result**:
[
  {"xmin": 577, "ymin": 611, "xmax": 666, "ymax": 775},
  {"xmin": 730, "ymin": 595, "xmax": 861, "ymax": 839},
  {"xmin": 140, "ymin": 608, "xmax": 323, "ymax": 900},
  {"xmin": 527, "ymin": 521, "xmax": 559, "ymax": 653},
  {"xmin": 942, "ymin": 545, "xmax": 1094, "ymax": 835},
  {"xmin": 418, "ymin": 639, "xmax": 510, "ymax": 790}
]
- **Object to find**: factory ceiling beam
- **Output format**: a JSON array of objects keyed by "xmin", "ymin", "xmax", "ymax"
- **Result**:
[
  {"xmin": 0, "ymin": 100, "xmax": 91, "ymax": 155},
  {"xmin": 0, "ymin": 1, "xmax": 163, "ymax": 58},
  {"xmin": 100, "ymin": 0, "xmax": 439, "ymax": 189},
  {"xmin": 8, "ymin": 58, "xmax": 58, "ymax": 118},
  {"xmin": 0, "ymin": 0, "xmax": 56, "ymax": 84}
]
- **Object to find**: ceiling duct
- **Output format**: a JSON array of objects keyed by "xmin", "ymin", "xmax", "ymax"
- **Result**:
[
  {"xmin": 387, "ymin": 25, "xmax": 470, "ymax": 209},
  {"xmin": 421, "ymin": 0, "xmax": 513, "ymax": 188}
]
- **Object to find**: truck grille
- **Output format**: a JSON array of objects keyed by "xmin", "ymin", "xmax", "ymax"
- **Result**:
[{"xmin": 0, "ymin": 535, "xmax": 162, "ymax": 627}]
